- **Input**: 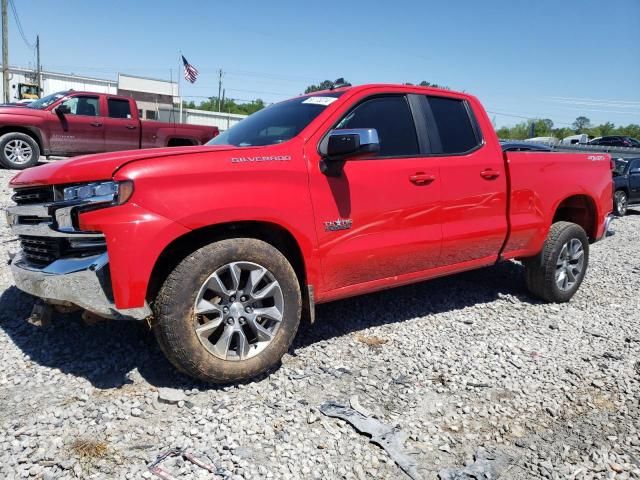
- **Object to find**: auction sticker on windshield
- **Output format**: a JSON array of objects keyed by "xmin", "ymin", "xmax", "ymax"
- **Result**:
[{"xmin": 302, "ymin": 96, "xmax": 338, "ymax": 106}]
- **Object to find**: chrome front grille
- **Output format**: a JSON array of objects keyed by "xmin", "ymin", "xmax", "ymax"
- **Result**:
[
  {"xmin": 18, "ymin": 235, "xmax": 108, "ymax": 267},
  {"xmin": 8, "ymin": 186, "xmax": 107, "ymax": 270},
  {"xmin": 19, "ymin": 236, "xmax": 64, "ymax": 266},
  {"xmin": 12, "ymin": 186, "xmax": 55, "ymax": 205}
]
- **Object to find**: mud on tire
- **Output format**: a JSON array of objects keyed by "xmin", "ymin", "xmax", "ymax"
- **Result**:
[{"xmin": 153, "ymin": 238, "xmax": 302, "ymax": 383}]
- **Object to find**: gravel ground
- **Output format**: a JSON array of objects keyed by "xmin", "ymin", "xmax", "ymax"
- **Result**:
[{"xmin": 0, "ymin": 166, "xmax": 638, "ymax": 480}]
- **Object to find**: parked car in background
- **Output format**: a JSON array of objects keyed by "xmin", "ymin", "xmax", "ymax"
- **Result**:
[
  {"xmin": 7, "ymin": 83, "xmax": 614, "ymax": 383},
  {"xmin": 612, "ymin": 157, "xmax": 640, "ymax": 216},
  {"xmin": 0, "ymin": 91, "xmax": 219, "ymax": 169},
  {"xmin": 500, "ymin": 140, "xmax": 552, "ymax": 152},
  {"xmin": 561, "ymin": 134, "xmax": 589, "ymax": 145},
  {"xmin": 589, "ymin": 136, "xmax": 640, "ymax": 148}
]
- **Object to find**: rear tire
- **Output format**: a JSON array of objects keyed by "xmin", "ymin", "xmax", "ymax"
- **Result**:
[
  {"xmin": 0, "ymin": 132, "xmax": 40, "ymax": 169},
  {"xmin": 614, "ymin": 190, "xmax": 628, "ymax": 216},
  {"xmin": 153, "ymin": 238, "xmax": 301, "ymax": 383},
  {"xmin": 524, "ymin": 222, "xmax": 589, "ymax": 303}
]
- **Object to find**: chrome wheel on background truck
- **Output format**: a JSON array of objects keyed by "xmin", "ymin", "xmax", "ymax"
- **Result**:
[
  {"xmin": 153, "ymin": 238, "xmax": 302, "ymax": 383},
  {"xmin": 0, "ymin": 132, "xmax": 40, "ymax": 169},
  {"xmin": 614, "ymin": 190, "xmax": 628, "ymax": 217}
]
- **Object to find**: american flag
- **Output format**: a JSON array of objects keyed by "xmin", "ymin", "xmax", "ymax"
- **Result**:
[{"xmin": 182, "ymin": 55, "xmax": 198, "ymax": 83}]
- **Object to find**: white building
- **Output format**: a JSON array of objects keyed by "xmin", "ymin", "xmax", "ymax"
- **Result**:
[{"xmin": 0, "ymin": 66, "xmax": 246, "ymax": 131}]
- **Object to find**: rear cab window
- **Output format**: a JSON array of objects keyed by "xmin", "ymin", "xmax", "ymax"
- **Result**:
[
  {"xmin": 424, "ymin": 95, "xmax": 482, "ymax": 155},
  {"xmin": 108, "ymin": 98, "xmax": 133, "ymax": 119}
]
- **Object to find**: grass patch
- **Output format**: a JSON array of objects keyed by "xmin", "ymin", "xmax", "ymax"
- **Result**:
[
  {"xmin": 70, "ymin": 438, "xmax": 109, "ymax": 459},
  {"xmin": 355, "ymin": 334, "xmax": 389, "ymax": 347}
]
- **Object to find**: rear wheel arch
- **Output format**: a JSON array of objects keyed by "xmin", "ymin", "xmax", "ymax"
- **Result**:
[{"xmin": 552, "ymin": 194, "xmax": 598, "ymax": 242}]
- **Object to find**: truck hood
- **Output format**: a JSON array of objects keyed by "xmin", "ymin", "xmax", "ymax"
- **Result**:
[{"xmin": 9, "ymin": 145, "xmax": 235, "ymax": 187}]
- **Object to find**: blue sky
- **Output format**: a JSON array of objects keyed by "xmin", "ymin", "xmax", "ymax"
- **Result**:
[{"xmin": 8, "ymin": 0, "xmax": 640, "ymax": 128}]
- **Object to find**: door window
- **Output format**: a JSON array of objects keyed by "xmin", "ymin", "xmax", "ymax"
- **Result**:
[
  {"xmin": 108, "ymin": 99, "xmax": 132, "ymax": 119},
  {"xmin": 335, "ymin": 96, "xmax": 419, "ymax": 157},
  {"xmin": 59, "ymin": 96, "xmax": 100, "ymax": 116},
  {"xmin": 427, "ymin": 96, "xmax": 480, "ymax": 154}
]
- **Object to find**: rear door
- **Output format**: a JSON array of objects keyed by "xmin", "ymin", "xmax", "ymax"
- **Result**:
[
  {"xmin": 103, "ymin": 97, "xmax": 140, "ymax": 151},
  {"xmin": 48, "ymin": 94, "xmax": 104, "ymax": 155},
  {"xmin": 419, "ymin": 95, "xmax": 508, "ymax": 266}
]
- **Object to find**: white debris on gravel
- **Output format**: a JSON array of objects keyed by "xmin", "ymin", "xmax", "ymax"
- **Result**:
[{"xmin": 0, "ymin": 166, "xmax": 638, "ymax": 479}]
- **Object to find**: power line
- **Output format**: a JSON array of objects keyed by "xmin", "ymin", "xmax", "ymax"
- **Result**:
[{"xmin": 8, "ymin": 0, "xmax": 35, "ymax": 49}]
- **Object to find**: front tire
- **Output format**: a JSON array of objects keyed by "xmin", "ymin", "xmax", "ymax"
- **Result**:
[
  {"xmin": 614, "ymin": 190, "xmax": 628, "ymax": 217},
  {"xmin": 153, "ymin": 238, "xmax": 302, "ymax": 383},
  {"xmin": 524, "ymin": 222, "xmax": 589, "ymax": 303},
  {"xmin": 0, "ymin": 132, "xmax": 40, "ymax": 169}
]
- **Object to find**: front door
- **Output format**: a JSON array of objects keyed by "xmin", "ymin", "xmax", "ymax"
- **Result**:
[
  {"xmin": 307, "ymin": 94, "xmax": 442, "ymax": 293},
  {"xmin": 48, "ymin": 94, "xmax": 104, "ymax": 155}
]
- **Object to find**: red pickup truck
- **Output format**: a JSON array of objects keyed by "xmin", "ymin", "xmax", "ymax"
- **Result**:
[
  {"xmin": 0, "ymin": 90, "xmax": 218, "ymax": 169},
  {"xmin": 7, "ymin": 84, "xmax": 614, "ymax": 383}
]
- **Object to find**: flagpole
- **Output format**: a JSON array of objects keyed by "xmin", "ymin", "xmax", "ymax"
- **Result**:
[{"xmin": 178, "ymin": 52, "xmax": 183, "ymax": 124}]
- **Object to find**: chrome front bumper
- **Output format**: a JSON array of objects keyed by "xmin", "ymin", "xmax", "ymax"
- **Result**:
[{"xmin": 10, "ymin": 252, "xmax": 151, "ymax": 320}]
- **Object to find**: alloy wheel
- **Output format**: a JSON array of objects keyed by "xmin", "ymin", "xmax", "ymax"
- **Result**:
[
  {"xmin": 193, "ymin": 261, "xmax": 284, "ymax": 361},
  {"xmin": 4, "ymin": 139, "xmax": 33, "ymax": 165},
  {"xmin": 555, "ymin": 238, "xmax": 585, "ymax": 292}
]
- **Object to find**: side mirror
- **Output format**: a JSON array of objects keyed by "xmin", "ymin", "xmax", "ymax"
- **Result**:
[
  {"xmin": 55, "ymin": 104, "xmax": 71, "ymax": 116},
  {"xmin": 319, "ymin": 128, "xmax": 380, "ymax": 176}
]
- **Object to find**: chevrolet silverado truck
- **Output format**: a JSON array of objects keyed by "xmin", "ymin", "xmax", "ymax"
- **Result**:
[
  {"xmin": 6, "ymin": 84, "xmax": 614, "ymax": 383},
  {"xmin": 0, "ymin": 90, "xmax": 218, "ymax": 169}
]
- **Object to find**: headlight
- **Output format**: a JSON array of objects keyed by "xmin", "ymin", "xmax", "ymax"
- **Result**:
[{"xmin": 63, "ymin": 180, "xmax": 134, "ymax": 205}]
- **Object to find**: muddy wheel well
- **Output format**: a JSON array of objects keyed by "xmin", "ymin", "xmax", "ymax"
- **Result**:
[
  {"xmin": 167, "ymin": 137, "xmax": 197, "ymax": 147},
  {"xmin": 553, "ymin": 195, "xmax": 597, "ymax": 241},
  {"xmin": 0, "ymin": 126, "xmax": 43, "ymax": 152},
  {"xmin": 147, "ymin": 221, "xmax": 307, "ymax": 304}
]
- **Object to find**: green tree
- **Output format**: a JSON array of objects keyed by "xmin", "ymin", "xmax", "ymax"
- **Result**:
[
  {"xmin": 418, "ymin": 80, "xmax": 449, "ymax": 89},
  {"xmin": 183, "ymin": 96, "xmax": 266, "ymax": 115},
  {"xmin": 304, "ymin": 79, "xmax": 349, "ymax": 94},
  {"xmin": 572, "ymin": 116, "xmax": 591, "ymax": 132}
]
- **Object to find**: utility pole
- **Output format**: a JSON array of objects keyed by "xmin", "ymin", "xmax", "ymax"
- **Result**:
[
  {"xmin": 221, "ymin": 88, "xmax": 225, "ymax": 112},
  {"xmin": 217, "ymin": 68, "xmax": 222, "ymax": 112},
  {"xmin": 35, "ymin": 35, "xmax": 40, "ymax": 92},
  {"xmin": 2, "ymin": 0, "xmax": 9, "ymax": 103}
]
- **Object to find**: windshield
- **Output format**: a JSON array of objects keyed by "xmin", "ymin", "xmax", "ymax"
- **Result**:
[
  {"xmin": 208, "ymin": 92, "xmax": 343, "ymax": 147},
  {"xmin": 613, "ymin": 159, "xmax": 628, "ymax": 176},
  {"xmin": 27, "ymin": 91, "xmax": 69, "ymax": 110}
]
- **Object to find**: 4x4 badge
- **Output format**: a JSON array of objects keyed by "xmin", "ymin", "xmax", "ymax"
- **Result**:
[{"xmin": 324, "ymin": 218, "xmax": 352, "ymax": 232}]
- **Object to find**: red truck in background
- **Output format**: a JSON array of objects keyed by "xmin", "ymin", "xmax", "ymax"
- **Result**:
[
  {"xmin": 0, "ymin": 90, "xmax": 218, "ymax": 169},
  {"xmin": 7, "ymin": 84, "xmax": 614, "ymax": 383}
]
